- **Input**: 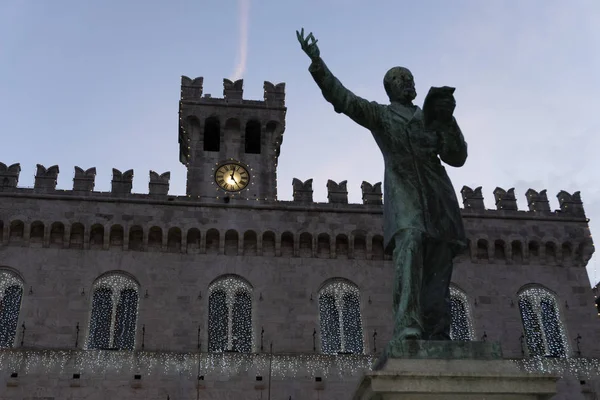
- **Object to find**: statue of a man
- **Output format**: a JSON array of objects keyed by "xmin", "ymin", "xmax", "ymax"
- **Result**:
[{"xmin": 296, "ymin": 29, "xmax": 468, "ymax": 343}]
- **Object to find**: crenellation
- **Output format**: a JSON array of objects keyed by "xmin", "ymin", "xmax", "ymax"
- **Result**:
[
  {"xmin": 0, "ymin": 174, "xmax": 594, "ymax": 219},
  {"xmin": 263, "ymin": 81, "xmax": 286, "ymax": 106},
  {"xmin": 461, "ymin": 185, "xmax": 485, "ymax": 210},
  {"xmin": 292, "ymin": 178, "xmax": 313, "ymax": 203},
  {"xmin": 493, "ymin": 187, "xmax": 518, "ymax": 211},
  {"xmin": 148, "ymin": 171, "xmax": 170, "ymax": 196},
  {"xmin": 73, "ymin": 166, "xmax": 96, "ymax": 192},
  {"xmin": 223, "ymin": 78, "xmax": 244, "ymax": 101},
  {"xmin": 327, "ymin": 180, "xmax": 348, "ymax": 204},
  {"xmin": 180, "ymin": 77, "xmax": 286, "ymax": 108},
  {"xmin": 33, "ymin": 164, "xmax": 59, "ymax": 192},
  {"xmin": 0, "ymin": 162, "xmax": 21, "ymax": 190},
  {"xmin": 361, "ymin": 181, "xmax": 382, "ymax": 205},
  {"xmin": 180, "ymin": 76, "xmax": 204, "ymax": 100},
  {"xmin": 525, "ymin": 188, "xmax": 551, "ymax": 212},
  {"xmin": 111, "ymin": 168, "xmax": 134, "ymax": 195},
  {"xmin": 557, "ymin": 190, "xmax": 585, "ymax": 217}
]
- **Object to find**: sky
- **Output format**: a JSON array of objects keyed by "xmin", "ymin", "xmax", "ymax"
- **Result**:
[{"xmin": 0, "ymin": 1, "xmax": 599, "ymax": 284}]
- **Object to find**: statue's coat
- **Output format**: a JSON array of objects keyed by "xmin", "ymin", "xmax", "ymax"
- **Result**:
[{"xmin": 309, "ymin": 58, "xmax": 468, "ymax": 253}]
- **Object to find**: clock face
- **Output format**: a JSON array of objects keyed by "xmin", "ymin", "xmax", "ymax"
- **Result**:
[{"xmin": 214, "ymin": 163, "xmax": 250, "ymax": 192}]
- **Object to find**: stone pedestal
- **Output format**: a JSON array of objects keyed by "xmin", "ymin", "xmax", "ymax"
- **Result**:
[{"xmin": 354, "ymin": 341, "xmax": 559, "ymax": 400}]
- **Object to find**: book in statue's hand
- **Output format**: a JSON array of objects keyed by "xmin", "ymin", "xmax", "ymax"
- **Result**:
[{"xmin": 423, "ymin": 86, "xmax": 456, "ymax": 129}]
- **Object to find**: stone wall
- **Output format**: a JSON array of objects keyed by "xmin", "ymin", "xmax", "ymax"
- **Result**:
[{"xmin": 0, "ymin": 191, "xmax": 598, "ymax": 399}]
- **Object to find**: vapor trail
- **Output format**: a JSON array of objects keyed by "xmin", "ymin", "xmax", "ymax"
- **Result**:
[{"xmin": 231, "ymin": 0, "xmax": 250, "ymax": 81}]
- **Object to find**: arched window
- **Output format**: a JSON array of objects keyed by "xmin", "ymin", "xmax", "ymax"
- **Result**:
[
  {"xmin": 518, "ymin": 287, "xmax": 568, "ymax": 357},
  {"xmin": 244, "ymin": 120, "xmax": 261, "ymax": 154},
  {"xmin": 208, "ymin": 275, "xmax": 253, "ymax": 353},
  {"xmin": 449, "ymin": 286, "xmax": 474, "ymax": 341},
  {"xmin": 0, "ymin": 270, "xmax": 24, "ymax": 348},
  {"xmin": 87, "ymin": 273, "xmax": 139, "ymax": 351},
  {"xmin": 494, "ymin": 240, "xmax": 506, "ymax": 261},
  {"xmin": 318, "ymin": 279, "xmax": 363, "ymax": 354},
  {"xmin": 204, "ymin": 117, "xmax": 220, "ymax": 152}
]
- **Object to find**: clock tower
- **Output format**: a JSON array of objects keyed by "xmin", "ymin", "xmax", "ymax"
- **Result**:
[{"xmin": 178, "ymin": 77, "xmax": 286, "ymax": 202}]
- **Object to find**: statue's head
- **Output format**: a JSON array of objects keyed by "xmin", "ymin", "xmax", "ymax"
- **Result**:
[{"xmin": 383, "ymin": 67, "xmax": 416, "ymax": 103}]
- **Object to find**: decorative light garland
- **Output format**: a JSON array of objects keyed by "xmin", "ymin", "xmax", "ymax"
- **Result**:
[
  {"xmin": 3, "ymin": 349, "xmax": 600, "ymax": 380},
  {"xmin": 208, "ymin": 276, "xmax": 253, "ymax": 353},
  {"xmin": 0, "ymin": 349, "xmax": 375, "ymax": 378},
  {"xmin": 0, "ymin": 270, "xmax": 24, "ymax": 348},
  {"xmin": 518, "ymin": 287, "xmax": 568, "ymax": 357},
  {"xmin": 449, "ymin": 286, "xmax": 474, "ymax": 341},
  {"xmin": 87, "ymin": 274, "xmax": 139, "ymax": 351},
  {"xmin": 318, "ymin": 280, "xmax": 363, "ymax": 355}
]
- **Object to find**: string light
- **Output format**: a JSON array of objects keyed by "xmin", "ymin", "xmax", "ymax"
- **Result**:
[
  {"xmin": 87, "ymin": 274, "xmax": 139, "ymax": 351},
  {"xmin": 0, "ymin": 349, "xmax": 376, "ymax": 378},
  {"xmin": 208, "ymin": 276, "xmax": 253, "ymax": 353},
  {"xmin": 0, "ymin": 270, "xmax": 24, "ymax": 348},
  {"xmin": 318, "ymin": 280, "xmax": 363, "ymax": 355},
  {"xmin": 518, "ymin": 287, "xmax": 568, "ymax": 357},
  {"xmin": 3, "ymin": 348, "xmax": 600, "ymax": 380},
  {"xmin": 449, "ymin": 286, "xmax": 474, "ymax": 341}
]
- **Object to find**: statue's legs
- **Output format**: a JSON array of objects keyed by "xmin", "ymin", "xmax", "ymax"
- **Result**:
[
  {"xmin": 392, "ymin": 230, "xmax": 425, "ymax": 340},
  {"xmin": 420, "ymin": 239, "xmax": 454, "ymax": 340}
]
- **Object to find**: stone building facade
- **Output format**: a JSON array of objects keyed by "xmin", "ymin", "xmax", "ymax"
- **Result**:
[{"xmin": 0, "ymin": 77, "xmax": 598, "ymax": 399}]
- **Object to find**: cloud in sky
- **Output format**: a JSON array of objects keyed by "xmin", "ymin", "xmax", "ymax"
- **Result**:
[{"xmin": 231, "ymin": 0, "xmax": 250, "ymax": 81}]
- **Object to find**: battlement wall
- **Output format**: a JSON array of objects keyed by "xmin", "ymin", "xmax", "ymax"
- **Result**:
[
  {"xmin": 0, "ymin": 163, "xmax": 591, "ymax": 218},
  {"xmin": 180, "ymin": 76, "xmax": 286, "ymax": 108}
]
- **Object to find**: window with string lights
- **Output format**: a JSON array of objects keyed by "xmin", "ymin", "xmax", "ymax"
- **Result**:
[
  {"xmin": 208, "ymin": 275, "xmax": 253, "ymax": 353},
  {"xmin": 0, "ymin": 269, "xmax": 24, "ymax": 348},
  {"xmin": 86, "ymin": 272, "xmax": 140, "ymax": 351},
  {"xmin": 449, "ymin": 285, "xmax": 475, "ymax": 341},
  {"xmin": 518, "ymin": 286, "xmax": 568, "ymax": 357},
  {"xmin": 318, "ymin": 279, "xmax": 364, "ymax": 354}
]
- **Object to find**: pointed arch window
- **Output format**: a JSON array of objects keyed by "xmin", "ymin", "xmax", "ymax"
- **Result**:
[
  {"xmin": 449, "ymin": 286, "xmax": 474, "ymax": 341},
  {"xmin": 318, "ymin": 279, "xmax": 363, "ymax": 354},
  {"xmin": 518, "ymin": 287, "xmax": 568, "ymax": 357},
  {"xmin": 0, "ymin": 270, "xmax": 24, "ymax": 348},
  {"xmin": 208, "ymin": 275, "xmax": 253, "ymax": 353},
  {"xmin": 87, "ymin": 273, "xmax": 139, "ymax": 351}
]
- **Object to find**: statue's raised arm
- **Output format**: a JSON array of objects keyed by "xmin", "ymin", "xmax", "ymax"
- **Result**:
[{"xmin": 296, "ymin": 28, "xmax": 383, "ymax": 131}]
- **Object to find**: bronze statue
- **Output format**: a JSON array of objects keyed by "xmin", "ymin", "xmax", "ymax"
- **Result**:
[{"xmin": 296, "ymin": 29, "xmax": 468, "ymax": 345}]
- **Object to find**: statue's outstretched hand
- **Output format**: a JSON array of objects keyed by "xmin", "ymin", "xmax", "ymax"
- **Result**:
[{"xmin": 296, "ymin": 28, "xmax": 320, "ymax": 61}]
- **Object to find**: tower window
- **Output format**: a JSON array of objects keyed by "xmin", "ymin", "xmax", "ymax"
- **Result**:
[
  {"xmin": 244, "ymin": 120, "xmax": 261, "ymax": 154},
  {"xmin": 204, "ymin": 117, "xmax": 221, "ymax": 152}
]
